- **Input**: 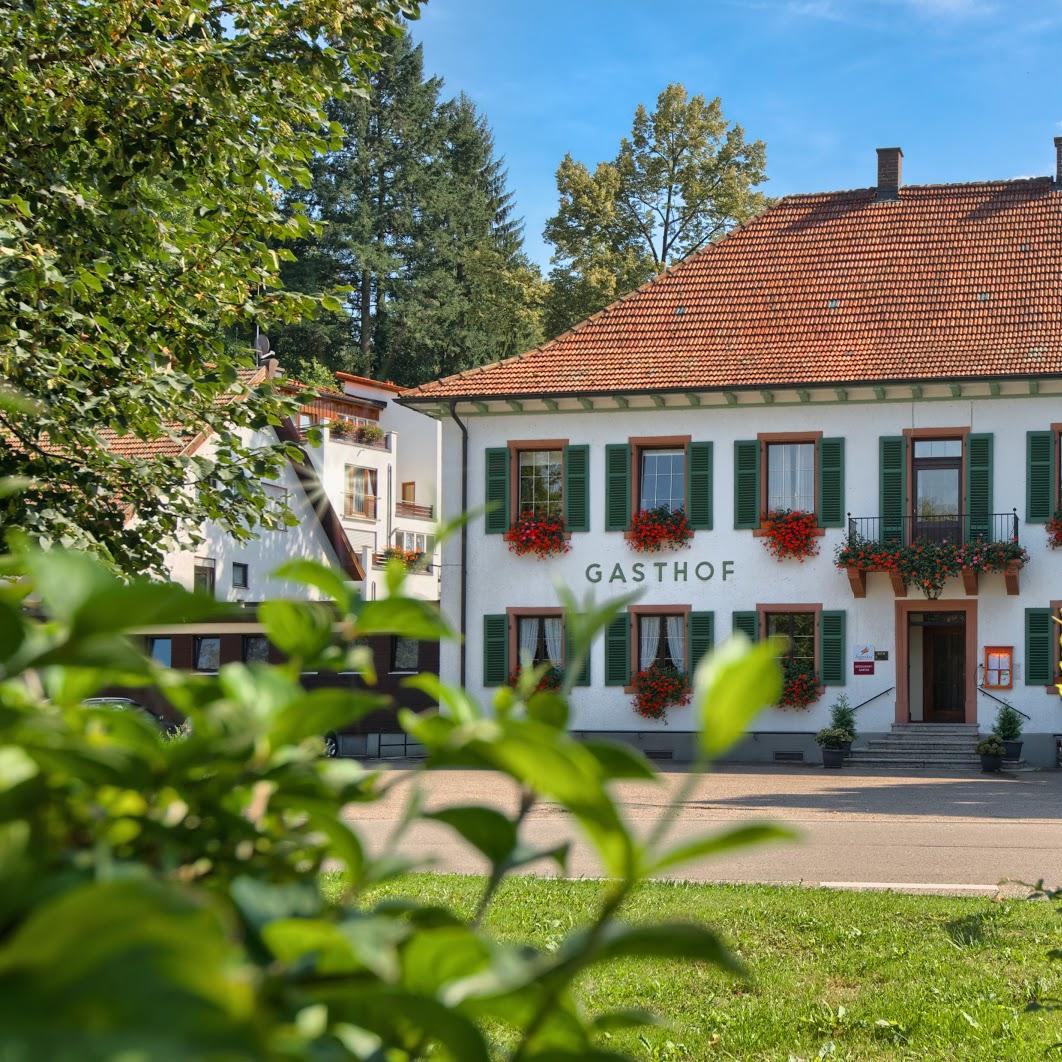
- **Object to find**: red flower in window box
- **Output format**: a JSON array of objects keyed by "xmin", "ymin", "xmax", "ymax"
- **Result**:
[
  {"xmin": 779, "ymin": 661, "xmax": 821, "ymax": 710},
  {"xmin": 761, "ymin": 509, "xmax": 820, "ymax": 562},
  {"xmin": 381, "ymin": 546, "xmax": 423, "ymax": 570},
  {"xmin": 628, "ymin": 506, "xmax": 694, "ymax": 553},
  {"xmin": 631, "ymin": 661, "xmax": 690, "ymax": 721},
  {"xmin": 508, "ymin": 665, "xmax": 563, "ymax": 693},
  {"xmin": 504, "ymin": 511, "xmax": 570, "ymax": 559},
  {"xmin": 1047, "ymin": 513, "xmax": 1062, "ymax": 549}
]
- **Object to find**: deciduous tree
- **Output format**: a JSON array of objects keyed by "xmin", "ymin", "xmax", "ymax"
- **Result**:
[
  {"xmin": 0, "ymin": 0, "xmax": 415, "ymax": 576},
  {"xmin": 543, "ymin": 83, "xmax": 768, "ymax": 337}
]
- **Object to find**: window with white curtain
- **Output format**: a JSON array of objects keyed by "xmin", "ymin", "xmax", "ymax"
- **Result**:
[
  {"xmin": 638, "ymin": 614, "xmax": 686, "ymax": 672},
  {"xmin": 767, "ymin": 441, "xmax": 815, "ymax": 512},
  {"xmin": 516, "ymin": 615, "xmax": 565, "ymax": 669}
]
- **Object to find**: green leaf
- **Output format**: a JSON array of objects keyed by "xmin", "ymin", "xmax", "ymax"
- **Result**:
[
  {"xmin": 582, "ymin": 921, "xmax": 745, "ymax": 977},
  {"xmin": 581, "ymin": 740, "xmax": 657, "ymax": 780},
  {"xmin": 0, "ymin": 601, "xmax": 25, "ymax": 664},
  {"xmin": 355, "ymin": 598, "xmax": 453, "ymax": 640},
  {"xmin": 526, "ymin": 690, "xmax": 568, "ymax": 729},
  {"xmin": 0, "ymin": 746, "xmax": 38, "ymax": 792},
  {"xmin": 258, "ymin": 600, "xmax": 334, "ymax": 659},
  {"xmin": 646, "ymin": 823, "xmax": 796, "ymax": 876},
  {"xmin": 400, "ymin": 926, "xmax": 490, "ymax": 995},
  {"xmin": 21, "ymin": 550, "xmax": 116, "ymax": 623},
  {"xmin": 71, "ymin": 581, "xmax": 225, "ymax": 638},
  {"xmin": 402, "ymin": 673, "xmax": 482, "ymax": 723},
  {"xmin": 272, "ymin": 559, "xmax": 353, "ymax": 611},
  {"xmin": 424, "ymin": 806, "xmax": 517, "ymax": 866},
  {"xmin": 268, "ymin": 687, "xmax": 389, "ymax": 747},
  {"xmin": 696, "ymin": 635, "xmax": 785, "ymax": 759}
]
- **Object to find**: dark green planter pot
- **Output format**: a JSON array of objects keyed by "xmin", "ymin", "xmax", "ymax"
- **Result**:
[
  {"xmin": 822, "ymin": 747, "xmax": 846, "ymax": 768},
  {"xmin": 1002, "ymin": 740, "xmax": 1022, "ymax": 760},
  {"xmin": 980, "ymin": 754, "xmax": 1003, "ymax": 773}
]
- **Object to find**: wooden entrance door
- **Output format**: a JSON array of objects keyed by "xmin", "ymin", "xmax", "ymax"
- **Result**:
[{"xmin": 923, "ymin": 620, "xmax": 965, "ymax": 722}]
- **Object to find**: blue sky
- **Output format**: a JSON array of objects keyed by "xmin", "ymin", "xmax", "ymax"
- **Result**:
[{"xmin": 412, "ymin": 0, "xmax": 1062, "ymax": 268}]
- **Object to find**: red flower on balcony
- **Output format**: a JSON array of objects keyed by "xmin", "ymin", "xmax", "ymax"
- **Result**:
[
  {"xmin": 628, "ymin": 506, "xmax": 694, "ymax": 553},
  {"xmin": 761, "ymin": 509, "xmax": 820, "ymax": 562},
  {"xmin": 504, "ymin": 511, "xmax": 570, "ymax": 559},
  {"xmin": 1047, "ymin": 513, "xmax": 1062, "ymax": 549},
  {"xmin": 631, "ymin": 662, "xmax": 690, "ymax": 721}
]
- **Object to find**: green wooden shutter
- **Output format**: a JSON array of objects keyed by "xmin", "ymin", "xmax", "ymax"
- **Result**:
[
  {"xmin": 566, "ymin": 619, "xmax": 591, "ymax": 686},
  {"xmin": 1026, "ymin": 431, "xmax": 1054, "ymax": 524},
  {"xmin": 733, "ymin": 440, "xmax": 760, "ymax": 529},
  {"xmin": 879, "ymin": 436, "xmax": 907, "ymax": 544},
  {"xmin": 604, "ymin": 613, "xmax": 630, "ymax": 686},
  {"xmin": 686, "ymin": 441, "xmax": 713, "ymax": 530},
  {"xmin": 564, "ymin": 444, "xmax": 590, "ymax": 532},
  {"xmin": 965, "ymin": 433, "xmax": 993, "ymax": 541},
  {"xmin": 605, "ymin": 444, "xmax": 631, "ymax": 531},
  {"xmin": 820, "ymin": 610, "xmax": 846, "ymax": 686},
  {"xmin": 483, "ymin": 614, "xmax": 508, "ymax": 686},
  {"xmin": 818, "ymin": 437, "xmax": 845, "ymax": 528},
  {"xmin": 484, "ymin": 448, "xmax": 510, "ymax": 534},
  {"xmin": 732, "ymin": 611, "xmax": 759, "ymax": 642},
  {"xmin": 1025, "ymin": 607, "xmax": 1053, "ymax": 686},
  {"xmin": 689, "ymin": 611, "xmax": 715, "ymax": 672}
]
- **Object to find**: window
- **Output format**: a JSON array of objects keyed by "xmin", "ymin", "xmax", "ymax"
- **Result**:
[
  {"xmin": 401, "ymin": 481, "xmax": 416, "ymax": 503},
  {"xmin": 639, "ymin": 449, "xmax": 686, "ymax": 511},
  {"xmin": 193, "ymin": 557, "xmax": 216, "ymax": 596},
  {"xmin": 147, "ymin": 637, "xmax": 172, "ymax": 667},
  {"xmin": 391, "ymin": 636, "xmax": 419, "ymax": 673},
  {"xmin": 517, "ymin": 615, "xmax": 565, "ymax": 669},
  {"xmin": 637, "ymin": 614, "xmax": 686, "ymax": 673},
  {"xmin": 983, "ymin": 646, "xmax": 1013, "ymax": 690},
  {"xmin": 193, "ymin": 636, "xmax": 220, "ymax": 672},
  {"xmin": 766, "ymin": 442, "xmax": 815, "ymax": 513},
  {"xmin": 518, "ymin": 449, "xmax": 563, "ymax": 518},
  {"xmin": 395, "ymin": 530, "xmax": 433, "ymax": 554},
  {"xmin": 241, "ymin": 635, "xmax": 270, "ymax": 664},
  {"xmin": 344, "ymin": 466, "xmax": 377, "ymax": 519},
  {"xmin": 232, "ymin": 562, "xmax": 249, "ymax": 589},
  {"xmin": 765, "ymin": 611, "xmax": 816, "ymax": 676},
  {"xmin": 297, "ymin": 412, "xmax": 316, "ymax": 431},
  {"xmin": 911, "ymin": 437, "xmax": 962, "ymax": 542}
]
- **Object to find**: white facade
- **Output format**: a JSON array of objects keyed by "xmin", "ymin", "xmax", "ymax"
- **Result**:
[{"xmin": 428, "ymin": 380, "xmax": 1062, "ymax": 765}]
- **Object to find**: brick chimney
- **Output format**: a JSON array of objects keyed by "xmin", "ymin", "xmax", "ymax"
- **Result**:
[
  {"xmin": 876, "ymin": 147, "xmax": 903, "ymax": 199},
  {"xmin": 1054, "ymin": 136, "xmax": 1062, "ymax": 186}
]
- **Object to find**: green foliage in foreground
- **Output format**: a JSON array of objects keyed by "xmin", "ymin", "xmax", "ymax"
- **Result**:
[
  {"xmin": 326, "ymin": 874, "xmax": 1062, "ymax": 1061},
  {"xmin": 0, "ymin": 547, "xmax": 792, "ymax": 1059}
]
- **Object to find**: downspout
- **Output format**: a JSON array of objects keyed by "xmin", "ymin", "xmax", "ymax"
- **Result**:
[{"xmin": 449, "ymin": 400, "xmax": 469, "ymax": 685}]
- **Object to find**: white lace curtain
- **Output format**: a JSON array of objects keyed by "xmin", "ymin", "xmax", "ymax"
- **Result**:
[
  {"xmin": 665, "ymin": 615, "xmax": 686, "ymax": 671},
  {"xmin": 518, "ymin": 617, "xmax": 540, "ymax": 666},
  {"xmin": 639, "ymin": 616, "xmax": 660, "ymax": 670},
  {"xmin": 543, "ymin": 617, "xmax": 564, "ymax": 666}
]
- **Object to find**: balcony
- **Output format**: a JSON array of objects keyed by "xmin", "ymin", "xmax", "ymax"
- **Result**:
[
  {"xmin": 395, "ymin": 500, "xmax": 434, "ymax": 521},
  {"xmin": 372, "ymin": 551, "xmax": 433, "ymax": 575},
  {"xmin": 840, "ymin": 511, "xmax": 1024, "ymax": 598}
]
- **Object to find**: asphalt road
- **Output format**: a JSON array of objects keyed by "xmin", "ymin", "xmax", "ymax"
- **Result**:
[{"xmin": 344, "ymin": 765, "xmax": 1062, "ymax": 895}]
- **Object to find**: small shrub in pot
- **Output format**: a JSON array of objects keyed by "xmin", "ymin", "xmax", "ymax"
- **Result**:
[
  {"xmin": 991, "ymin": 702, "xmax": 1024, "ymax": 760},
  {"xmin": 816, "ymin": 726, "xmax": 855, "ymax": 768},
  {"xmin": 976, "ymin": 735, "xmax": 1005, "ymax": 773}
]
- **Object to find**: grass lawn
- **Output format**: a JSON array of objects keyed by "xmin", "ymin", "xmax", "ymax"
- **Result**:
[{"xmin": 324, "ymin": 873, "xmax": 1062, "ymax": 1060}]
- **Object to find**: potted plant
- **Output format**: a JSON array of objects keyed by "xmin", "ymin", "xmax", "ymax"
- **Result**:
[
  {"xmin": 816, "ymin": 726, "xmax": 854, "ymax": 768},
  {"xmin": 761, "ymin": 509, "xmax": 820, "ymax": 562},
  {"xmin": 826, "ymin": 693, "xmax": 856, "ymax": 753},
  {"xmin": 778, "ymin": 660, "xmax": 821, "ymax": 709},
  {"xmin": 1047, "ymin": 512, "xmax": 1062, "ymax": 549},
  {"xmin": 976, "ymin": 735, "xmax": 1005, "ymax": 773},
  {"xmin": 992, "ymin": 702, "xmax": 1024, "ymax": 760}
]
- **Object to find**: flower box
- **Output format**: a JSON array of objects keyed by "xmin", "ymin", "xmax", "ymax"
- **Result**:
[
  {"xmin": 627, "ymin": 507, "xmax": 693, "ymax": 553},
  {"xmin": 779, "ymin": 662, "xmax": 821, "ymax": 709},
  {"xmin": 631, "ymin": 661, "xmax": 690, "ymax": 721},
  {"xmin": 504, "ymin": 512, "xmax": 570, "ymax": 559},
  {"xmin": 760, "ymin": 509, "xmax": 820, "ymax": 562}
]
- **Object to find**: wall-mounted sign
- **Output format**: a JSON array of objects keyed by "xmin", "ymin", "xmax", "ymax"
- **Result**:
[
  {"xmin": 854, "ymin": 660, "xmax": 875, "ymax": 675},
  {"xmin": 585, "ymin": 560, "xmax": 735, "ymax": 585},
  {"xmin": 853, "ymin": 643, "xmax": 874, "ymax": 663},
  {"xmin": 874, "ymin": 649, "xmax": 889, "ymax": 661}
]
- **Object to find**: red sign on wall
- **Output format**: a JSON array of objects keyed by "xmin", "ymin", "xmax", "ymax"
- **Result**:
[{"xmin": 853, "ymin": 661, "xmax": 875, "ymax": 676}]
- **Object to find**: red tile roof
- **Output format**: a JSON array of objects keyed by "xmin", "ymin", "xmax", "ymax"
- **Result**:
[{"xmin": 403, "ymin": 178, "xmax": 1062, "ymax": 400}]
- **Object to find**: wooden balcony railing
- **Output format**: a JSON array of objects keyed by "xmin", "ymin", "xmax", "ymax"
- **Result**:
[{"xmin": 395, "ymin": 500, "xmax": 433, "ymax": 520}]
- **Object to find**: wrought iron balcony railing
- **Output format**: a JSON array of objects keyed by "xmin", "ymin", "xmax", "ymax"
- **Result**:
[{"xmin": 845, "ymin": 511, "xmax": 1019, "ymax": 547}]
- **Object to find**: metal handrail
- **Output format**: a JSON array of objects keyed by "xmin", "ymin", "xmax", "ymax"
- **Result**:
[
  {"xmin": 845, "ymin": 509, "xmax": 1019, "ymax": 547},
  {"xmin": 850, "ymin": 686, "xmax": 895, "ymax": 712},
  {"xmin": 976, "ymin": 684, "xmax": 1031, "ymax": 721}
]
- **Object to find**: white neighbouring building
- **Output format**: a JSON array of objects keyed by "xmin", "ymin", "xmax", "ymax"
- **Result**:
[{"xmin": 400, "ymin": 141, "xmax": 1062, "ymax": 768}]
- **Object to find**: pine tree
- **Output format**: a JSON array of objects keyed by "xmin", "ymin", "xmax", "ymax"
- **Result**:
[{"xmin": 270, "ymin": 35, "xmax": 542, "ymax": 387}]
